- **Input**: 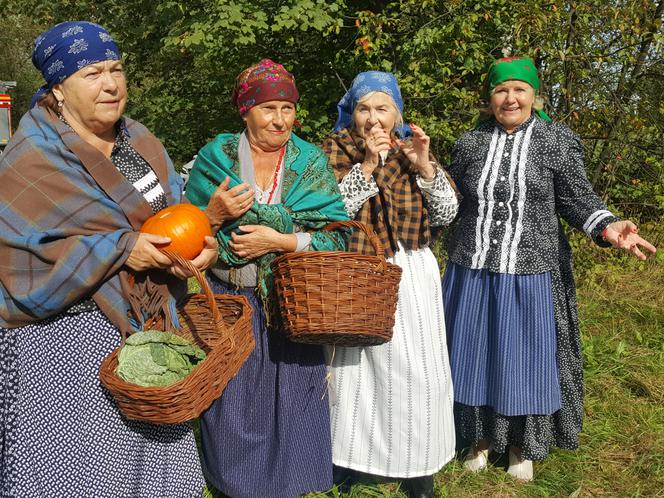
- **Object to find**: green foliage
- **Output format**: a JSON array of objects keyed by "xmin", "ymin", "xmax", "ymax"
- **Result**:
[{"xmin": 2, "ymin": 0, "xmax": 662, "ymax": 221}]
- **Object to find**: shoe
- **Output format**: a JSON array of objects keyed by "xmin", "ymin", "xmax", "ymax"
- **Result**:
[
  {"xmin": 463, "ymin": 447, "xmax": 489, "ymax": 472},
  {"xmin": 401, "ymin": 474, "xmax": 434, "ymax": 498},
  {"xmin": 507, "ymin": 449, "xmax": 533, "ymax": 481},
  {"xmin": 332, "ymin": 465, "xmax": 357, "ymax": 495}
]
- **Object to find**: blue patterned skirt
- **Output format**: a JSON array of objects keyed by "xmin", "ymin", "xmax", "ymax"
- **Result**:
[
  {"xmin": 0, "ymin": 309, "xmax": 205, "ymax": 497},
  {"xmin": 442, "ymin": 262, "xmax": 561, "ymax": 416},
  {"xmin": 199, "ymin": 276, "xmax": 332, "ymax": 498}
]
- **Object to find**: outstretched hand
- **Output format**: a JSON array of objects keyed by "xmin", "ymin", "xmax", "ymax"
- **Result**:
[{"xmin": 603, "ymin": 220, "xmax": 656, "ymax": 260}]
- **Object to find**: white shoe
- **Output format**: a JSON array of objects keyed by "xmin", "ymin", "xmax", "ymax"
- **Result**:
[
  {"xmin": 464, "ymin": 448, "xmax": 489, "ymax": 472},
  {"xmin": 507, "ymin": 449, "xmax": 533, "ymax": 481}
]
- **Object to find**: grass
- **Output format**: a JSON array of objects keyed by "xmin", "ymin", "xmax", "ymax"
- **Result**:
[{"xmin": 202, "ymin": 235, "xmax": 664, "ymax": 498}]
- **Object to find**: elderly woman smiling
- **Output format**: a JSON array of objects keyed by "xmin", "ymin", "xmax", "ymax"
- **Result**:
[
  {"xmin": 185, "ymin": 59, "xmax": 349, "ymax": 498},
  {"xmin": 322, "ymin": 71, "xmax": 459, "ymax": 498},
  {"xmin": 443, "ymin": 56, "xmax": 656, "ymax": 482},
  {"xmin": 0, "ymin": 21, "xmax": 216, "ymax": 496}
]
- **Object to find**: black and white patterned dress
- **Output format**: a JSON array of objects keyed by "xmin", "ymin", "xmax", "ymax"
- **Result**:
[
  {"xmin": 444, "ymin": 116, "xmax": 618, "ymax": 460},
  {"xmin": 327, "ymin": 162, "xmax": 459, "ymax": 477},
  {"xmin": 0, "ymin": 131, "xmax": 205, "ymax": 497}
]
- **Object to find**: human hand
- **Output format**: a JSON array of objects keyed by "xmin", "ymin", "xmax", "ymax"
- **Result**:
[
  {"xmin": 125, "ymin": 233, "xmax": 174, "ymax": 272},
  {"xmin": 205, "ymin": 176, "xmax": 255, "ymax": 233},
  {"xmin": 604, "ymin": 220, "xmax": 656, "ymax": 260},
  {"xmin": 361, "ymin": 123, "xmax": 392, "ymax": 180},
  {"xmin": 229, "ymin": 225, "xmax": 296, "ymax": 259},
  {"xmin": 166, "ymin": 236, "xmax": 219, "ymax": 279},
  {"xmin": 399, "ymin": 123, "xmax": 435, "ymax": 180}
]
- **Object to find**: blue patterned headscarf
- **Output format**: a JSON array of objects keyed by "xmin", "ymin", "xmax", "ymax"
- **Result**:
[
  {"xmin": 31, "ymin": 21, "xmax": 121, "ymax": 107},
  {"xmin": 333, "ymin": 71, "xmax": 411, "ymax": 137}
]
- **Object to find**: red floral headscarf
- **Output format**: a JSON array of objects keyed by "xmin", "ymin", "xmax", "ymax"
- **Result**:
[{"xmin": 232, "ymin": 59, "xmax": 299, "ymax": 116}]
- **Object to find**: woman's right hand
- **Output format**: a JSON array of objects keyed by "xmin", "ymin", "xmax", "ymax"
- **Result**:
[
  {"xmin": 205, "ymin": 176, "xmax": 255, "ymax": 233},
  {"xmin": 361, "ymin": 123, "xmax": 391, "ymax": 180},
  {"xmin": 125, "ymin": 233, "xmax": 174, "ymax": 272}
]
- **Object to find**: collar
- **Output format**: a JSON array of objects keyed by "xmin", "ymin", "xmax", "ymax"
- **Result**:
[{"xmin": 494, "ymin": 114, "xmax": 536, "ymax": 134}]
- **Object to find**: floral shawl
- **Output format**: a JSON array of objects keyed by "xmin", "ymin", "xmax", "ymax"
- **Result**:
[{"xmin": 185, "ymin": 132, "xmax": 349, "ymax": 304}]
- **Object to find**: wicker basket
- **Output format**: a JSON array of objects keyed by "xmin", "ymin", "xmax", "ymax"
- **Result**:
[
  {"xmin": 99, "ymin": 250, "xmax": 254, "ymax": 424},
  {"xmin": 272, "ymin": 220, "xmax": 402, "ymax": 346}
]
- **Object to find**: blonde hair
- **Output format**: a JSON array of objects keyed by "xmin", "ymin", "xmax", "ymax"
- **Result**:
[{"xmin": 353, "ymin": 91, "xmax": 404, "ymax": 133}]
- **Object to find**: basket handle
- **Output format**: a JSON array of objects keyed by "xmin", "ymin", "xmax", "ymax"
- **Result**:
[
  {"xmin": 323, "ymin": 220, "xmax": 388, "ymax": 272},
  {"xmin": 160, "ymin": 249, "xmax": 231, "ymax": 346}
]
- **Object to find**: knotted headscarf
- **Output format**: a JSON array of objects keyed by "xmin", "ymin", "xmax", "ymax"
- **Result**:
[
  {"xmin": 481, "ymin": 56, "xmax": 551, "ymax": 122},
  {"xmin": 231, "ymin": 59, "xmax": 299, "ymax": 116},
  {"xmin": 333, "ymin": 71, "xmax": 411, "ymax": 137},
  {"xmin": 31, "ymin": 21, "xmax": 121, "ymax": 107}
]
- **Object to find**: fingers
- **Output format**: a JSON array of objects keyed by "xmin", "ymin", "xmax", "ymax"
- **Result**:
[
  {"xmin": 215, "ymin": 176, "xmax": 231, "ymax": 192},
  {"xmin": 166, "ymin": 265, "xmax": 192, "ymax": 279},
  {"xmin": 617, "ymin": 231, "xmax": 657, "ymax": 260},
  {"xmin": 634, "ymin": 235, "xmax": 657, "ymax": 254},
  {"xmin": 190, "ymin": 240, "xmax": 219, "ymax": 271},
  {"xmin": 631, "ymin": 245, "xmax": 647, "ymax": 261},
  {"xmin": 622, "ymin": 220, "xmax": 638, "ymax": 233},
  {"xmin": 409, "ymin": 123, "xmax": 429, "ymax": 139},
  {"xmin": 227, "ymin": 182, "xmax": 253, "ymax": 197},
  {"xmin": 202, "ymin": 235, "xmax": 218, "ymax": 249},
  {"xmin": 365, "ymin": 132, "xmax": 391, "ymax": 154},
  {"xmin": 139, "ymin": 232, "xmax": 171, "ymax": 245}
]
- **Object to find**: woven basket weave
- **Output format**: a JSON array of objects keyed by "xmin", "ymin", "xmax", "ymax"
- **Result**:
[
  {"xmin": 99, "ymin": 250, "xmax": 254, "ymax": 424},
  {"xmin": 272, "ymin": 220, "xmax": 402, "ymax": 346}
]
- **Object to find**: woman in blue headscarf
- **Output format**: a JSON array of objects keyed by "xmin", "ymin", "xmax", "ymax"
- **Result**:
[
  {"xmin": 0, "ymin": 21, "xmax": 214, "ymax": 496},
  {"xmin": 321, "ymin": 72, "xmax": 459, "ymax": 498}
]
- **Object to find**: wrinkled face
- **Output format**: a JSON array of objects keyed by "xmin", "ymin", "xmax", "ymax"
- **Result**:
[
  {"xmin": 353, "ymin": 92, "xmax": 398, "ymax": 138},
  {"xmin": 52, "ymin": 60, "xmax": 127, "ymax": 138},
  {"xmin": 490, "ymin": 80, "xmax": 535, "ymax": 132},
  {"xmin": 244, "ymin": 100, "xmax": 296, "ymax": 152}
]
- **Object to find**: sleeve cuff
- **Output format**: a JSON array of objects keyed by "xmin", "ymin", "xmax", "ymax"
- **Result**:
[
  {"xmin": 587, "ymin": 213, "xmax": 620, "ymax": 247},
  {"xmin": 295, "ymin": 232, "xmax": 312, "ymax": 252}
]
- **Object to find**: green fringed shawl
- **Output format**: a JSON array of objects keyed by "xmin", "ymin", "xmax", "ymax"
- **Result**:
[{"xmin": 185, "ymin": 132, "xmax": 349, "ymax": 304}]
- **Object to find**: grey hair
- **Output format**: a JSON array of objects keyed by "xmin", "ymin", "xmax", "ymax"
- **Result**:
[{"xmin": 352, "ymin": 91, "xmax": 404, "ymax": 133}]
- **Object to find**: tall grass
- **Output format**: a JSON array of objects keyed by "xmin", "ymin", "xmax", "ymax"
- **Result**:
[{"xmin": 204, "ymin": 231, "xmax": 664, "ymax": 497}]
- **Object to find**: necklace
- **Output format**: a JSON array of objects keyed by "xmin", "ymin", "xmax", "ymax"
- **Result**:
[{"xmin": 262, "ymin": 146, "xmax": 285, "ymax": 204}]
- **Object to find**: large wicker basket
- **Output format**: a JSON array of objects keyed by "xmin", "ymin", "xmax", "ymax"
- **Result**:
[
  {"xmin": 99, "ymin": 250, "xmax": 254, "ymax": 424},
  {"xmin": 272, "ymin": 220, "xmax": 402, "ymax": 346}
]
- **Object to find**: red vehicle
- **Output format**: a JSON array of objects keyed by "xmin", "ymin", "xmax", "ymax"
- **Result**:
[{"xmin": 0, "ymin": 93, "xmax": 12, "ymax": 149}]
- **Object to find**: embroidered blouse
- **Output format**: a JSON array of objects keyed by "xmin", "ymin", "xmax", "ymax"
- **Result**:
[{"xmin": 446, "ymin": 116, "xmax": 618, "ymax": 275}]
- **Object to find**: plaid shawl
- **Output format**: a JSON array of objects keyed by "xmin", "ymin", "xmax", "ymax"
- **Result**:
[
  {"xmin": 186, "ymin": 132, "xmax": 349, "ymax": 305},
  {"xmin": 0, "ymin": 106, "xmax": 184, "ymax": 334},
  {"xmin": 322, "ymin": 128, "xmax": 434, "ymax": 257}
]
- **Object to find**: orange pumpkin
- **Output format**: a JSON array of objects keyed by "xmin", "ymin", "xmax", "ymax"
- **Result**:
[{"xmin": 140, "ymin": 204, "xmax": 212, "ymax": 260}]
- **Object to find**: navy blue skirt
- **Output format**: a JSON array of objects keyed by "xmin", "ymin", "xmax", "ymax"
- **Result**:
[
  {"xmin": 199, "ymin": 276, "xmax": 332, "ymax": 498},
  {"xmin": 443, "ymin": 263, "xmax": 561, "ymax": 416}
]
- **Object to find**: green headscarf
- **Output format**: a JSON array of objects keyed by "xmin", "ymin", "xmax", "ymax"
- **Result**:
[{"xmin": 481, "ymin": 56, "xmax": 552, "ymax": 122}]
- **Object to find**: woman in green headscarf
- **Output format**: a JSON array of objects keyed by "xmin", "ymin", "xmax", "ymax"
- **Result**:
[{"xmin": 442, "ymin": 56, "xmax": 655, "ymax": 481}]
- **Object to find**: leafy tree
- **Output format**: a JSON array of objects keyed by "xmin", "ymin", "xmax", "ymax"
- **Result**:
[{"xmin": 2, "ymin": 0, "xmax": 662, "ymax": 224}]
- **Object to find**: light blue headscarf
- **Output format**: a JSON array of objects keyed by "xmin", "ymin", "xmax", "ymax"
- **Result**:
[
  {"xmin": 333, "ymin": 71, "xmax": 411, "ymax": 137},
  {"xmin": 31, "ymin": 21, "xmax": 121, "ymax": 107}
]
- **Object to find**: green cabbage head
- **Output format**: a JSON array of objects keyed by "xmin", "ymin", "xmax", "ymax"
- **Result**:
[{"xmin": 116, "ymin": 330, "xmax": 206, "ymax": 387}]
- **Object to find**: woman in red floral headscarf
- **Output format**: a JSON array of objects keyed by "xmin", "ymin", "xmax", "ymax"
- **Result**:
[{"xmin": 186, "ymin": 59, "xmax": 348, "ymax": 498}]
